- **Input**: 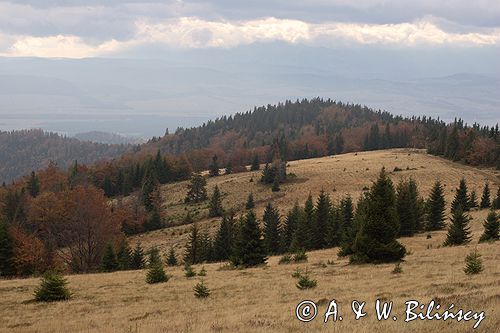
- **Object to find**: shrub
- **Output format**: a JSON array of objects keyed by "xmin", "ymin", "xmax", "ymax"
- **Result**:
[
  {"xmin": 34, "ymin": 271, "xmax": 71, "ymax": 302},
  {"xmin": 296, "ymin": 270, "xmax": 317, "ymax": 290},
  {"xmin": 292, "ymin": 250, "xmax": 308, "ymax": 262},
  {"xmin": 464, "ymin": 250, "xmax": 483, "ymax": 275},
  {"xmin": 193, "ymin": 280, "xmax": 210, "ymax": 298},
  {"xmin": 146, "ymin": 263, "xmax": 168, "ymax": 284}
]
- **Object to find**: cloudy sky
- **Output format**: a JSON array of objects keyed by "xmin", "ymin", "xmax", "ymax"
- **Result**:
[{"xmin": 1, "ymin": 0, "xmax": 499, "ymax": 58}]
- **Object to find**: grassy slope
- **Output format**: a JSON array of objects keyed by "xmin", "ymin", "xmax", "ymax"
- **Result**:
[{"xmin": 1, "ymin": 149, "xmax": 499, "ymax": 333}]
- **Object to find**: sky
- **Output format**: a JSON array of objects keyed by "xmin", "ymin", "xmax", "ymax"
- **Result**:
[{"xmin": 0, "ymin": 0, "xmax": 499, "ymax": 58}]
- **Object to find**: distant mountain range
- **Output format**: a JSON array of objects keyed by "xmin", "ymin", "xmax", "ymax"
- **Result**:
[{"xmin": 74, "ymin": 131, "xmax": 145, "ymax": 145}]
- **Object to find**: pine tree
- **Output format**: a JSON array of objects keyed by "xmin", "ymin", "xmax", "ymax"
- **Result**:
[
  {"xmin": 146, "ymin": 262, "xmax": 168, "ymax": 284},
  {"xmin": 313, "ymin": 190, "xmax": 331, "ymax": 249},
  {"xmin": 208, "ymin": 185, "xmax": 224, "ymax": 217},
  {"xmin": 213, "ymin": 214, "xmax": 234, "ymax": 261},
  {"xmin": 166, "ymin": 247, "xmax": 178, "ymax": 266},
  {"xmin": 263, "ymin": 203, "xmax": 280, "ymax": 254},
  {"xmin": 185, "ymin": 173, "xmax": 208, "ymax": 203},
  {"xmin": 443, "ymin": 206, "xmax": 472, "ymax": 246},
  {"xmin": 148, "ymin": 247, "xmax": 162, "ymax": 267},
  {"xmin": 339, "ymin": 194, "xmax": 367, "ymax": 257},
  {"xmin": 144, "ymin": 208, "xmax": 164, "ymax": 231},
  {"xmin": 468, "ymin": 191, "xmax": 479, "ymax": 209},
  {"xmin": 26, "ymin": 171, "xmax": 40, "ymax": 197},
  {"xmin": 209, "ymin": 155, "xmax": 220, "ymax": 177},
  {"xmin": 245, "ymin": 193, "xmax": 255, "ymax": 209},
  {"xmin": 34, "ymin": 271, "xmax": 71, "ymax": 302},
  {"xmin": 141, "ymin": 169, "xmax": 158, "ymax": 211},
  {"xmin": 426, "ymin": 181, "xmax": 446, "ymax": 231},
  {"xmin": 451, "ymin": 178, "xmax": 470, "ymax": 213},
  {"xmin": 231, "ymin": 210, "xmax": 267, "ymax": 267},
  {"xmin": 480, "ymin": 183, "xmax": 491, "ymax": 209},
  {"xmin": 193, "ymin": 280, "xmax": 210, "ymax": 298},
  {"xmin": 479, "ymin": 211, "xmax": 499, "ymax": 242},
  {"xmin": 130, "ymin": 243, "xmax": 145, "ymax": 269},
  {"xmin": 337, "ymin": 196, "xmax": 354, "ymax": 247},
  {"xmin": 198, "ymin": 230, "xmax": 213, "ymax": 263},
  {"xmin": 101, "ymin": 243, "xmax": 119, "ymax": 272},
  {"xmin": 250, "ymin": 154, "xmax": 260, "ymax": 171},
  {"xmin": 463, "ymin": 250, "xmax": 483, "ymax": 275},
  {"xmin": 493, "ymin": 187, "xmax": 500, "ymax": 209},
  {"xmin": 352, "ymin": 168, "xmax": 406, "ymax": 263},
  {"xmin": 0, "ymin": 219, "xmax": 15, "ymax": 277},
  {"xmin": 272, "ymin": 175, "xmax": 281, "ymax": 192},
  {"xmin": 290, "ymin": 204, "xmax": 311, "ymax": 252},
  {"xmin": 281, "ymin": 201, "xmax": 300, "ymax": 252},
  {"xmin": 184, "ymin": 223, "xmax": 200, "ymax": 265},
  {"xmin": 396, "ymin": 179, "xmax": 422, "ymax": 236},
  {"xmin": 116, "ymin": 241, "xmax": 132, "ymax": 270}
]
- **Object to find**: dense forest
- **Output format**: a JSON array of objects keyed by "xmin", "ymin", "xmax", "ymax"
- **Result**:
[{"xmin": 0, "ymin": 129, "xmax": 130, "ymax": 183}]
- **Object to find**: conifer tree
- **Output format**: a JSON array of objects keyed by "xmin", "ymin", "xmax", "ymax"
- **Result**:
[
  {"xmin": 337, "ymin": 196, "xmax": 354, "ymax": 247},
  {"xmin": 166, "ymin": 247, "xmax": 178, "ymax": 266},
  {"xmin": 148, "ymin": 247, "xmax": 162, "ymax": 267},
  {"xmin": 272, "ymin": 175, "xmax": 281, "ymax": 192},
  {"xmin": 225, "ymin": 161, "xmax": 232, "ymax": 175},
  {"xmin": 396, "ymin": 179, "xmax": 422, "ymax": 236},
  {"xmin": 213, "ymin": 214, "xmax": 234, "ymax": 261},
  {"xmin": 325, "ymin": 207, "xmax": 340, "ymax": 247},
  {"xmin": 209, "ymin": 155, "xmax": 220, "ymax": 177},
  {"xmin": 131, "ymin": 243, "xmax": 145, "ymax": 269},
  {"xmin": 443, "ymin": 206, "xmax": 472, "ymax": 246},
  {"xmin": 116, "ymin": 241, "xmax": 132, "ymax": 270},
  {"xmin": 263, "ymin": 203, "xmax": 280, "ymax": 254},
  {"xmin": 146, "ymin": 262, "xmax": 168, "ymax": 284},
  {"xmin": 339, "ymin": 194, "xmax": 367, "ymax": 257},
  {"xmin": 493, "ymin": 187, "xmax": 500, "ymax": 209},
  {"xmin": 250, "ymin": 154, "xmax": 260, "ymax": 171},
  {"xmin": 313, "ymin": 190, "xmax": 331, "ymax": 249},
  {"xmin": 0, "ymin": 219, "xmax": 15, "ymax": 277},
  {"xmin": 27, "ymin": 171, "xmax": 40, "ymax": 197},
  {"xmin": 34, "ymin": 271, "xmax": 71, "ymax": 302},
  {"xmin": 141, "ymin": 169, "xmax": 158, "ymax": 211},
  {"xmin": 208, "ymin": 185, "xmax": 224, "ymax": 217},
  {"xmin": 281, "ymin": 201, "xmax": 300, "ymax": 252},
  {"xmin": 231, "ymin": 210, "xmax": 267, "ymax": 267},
  {"xmin": 426, "ymin": 180, "xmax": 446, "ymax": 231},
  {"xmin": 185, "ymin": 173, "xmax": 208, "ymax": 203},
  {"xmin": 245, "ymin": 193, "xmax": 255, "ymax": 209},
  {"xmin": 144, "ymin": 208, "xmax": 164, "ymax": 231},
  {"xmin": 463, "ymin": 250, "xmax": 483, "ymax": 275},
  {"xmin": 290, "ymin": 205, "xmax": 311, "ymax": 252},
  {"xmin": 352, "ymin": 168, "xmax": 406, "ymax": 263},
  {"xmin": 101, "ymin": 243, "xmax": 119, "ymax": 272},
  {"xmin": 199, "ymin": 230, "xmax": 213, "ymax": 263},
  {"xmin": 480, "ymin": 183, "xmax": 491, "ymax": 209},
  {"xmin": 451, "ymin": 178, "xmax": 470, "ymax": 213},
  {"xmin": 468, "ymin": 190, "xmax": 479, "ymax": 209},
  {"xmin": 479, "ymin": 211, "xmax": 499, "ymax": 242},
  {"xmin": 193, "ymin": 280, "xmax": 210, "ymax": 298},
  {"xmin": 184, "ymin": 223, "xmax": 200, "ymax": 265}
]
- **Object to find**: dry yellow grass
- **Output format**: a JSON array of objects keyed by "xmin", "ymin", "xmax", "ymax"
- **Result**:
[{"xmin": 1, "ymin": 149, "xmax": 499, "ymax": 333}]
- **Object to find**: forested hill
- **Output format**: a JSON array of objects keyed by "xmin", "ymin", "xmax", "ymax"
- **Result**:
[
  {"xmin": 139, "ymin": 98, "xmax": 499, "ymax": 171},
  {"xmin": 0, "ymin": 129, "xmax": 130, "ymax": 183}
]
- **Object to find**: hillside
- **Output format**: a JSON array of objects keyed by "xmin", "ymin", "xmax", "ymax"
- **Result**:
[
  {"xmin": 0, "ymin": 129, "xmax": 130, "ymax": 183},
  {"xmin": 1, "ymin": 149, "xmax": 499, "ymax": 332}
]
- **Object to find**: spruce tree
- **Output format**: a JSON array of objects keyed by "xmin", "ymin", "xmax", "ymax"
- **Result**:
[
  {"xmin": 479, "ymin": 211, "xmax": 499, "ymax": 242},
  {"xmin": 185, "ymin": 173, "xmax": 208, "ymax": 203},
  {"xmin": 198, "ymin": 230, "xmax": 213, "ymax": 263},
  {"xmin": 184, "ymin": 223, "xmax": 200, "ymax": 265},
  {"xmin": 146, "ymin": 262, "xmax": 168, "ymax": 284},
  {"xmin": 144, "ymin": 208, "xmax": 164, "ymax": 231},
  {"xmin": 141, "ymin": 169, "xmax": 158, "ymax": 211},
  {"xmin": 0, "ymin": 219, "xmax": 15, "ymax": 277},
  {"xmin": 27, "ymin": 171, "xmax": 40, "ymax": 197},
  {"xmin": 193, "ymin": 280, "xmax": 210, "ymax": 298},
  {"xmin": 463, "ymin": 250, "xmax": 483, "ymax": 275},
  {"xmin": 451, "ymin": 178, "xmax": 470, "ymax": 213},
  {"xmin": 231, "ymin": 210, "xmax": 267, "ymax": 267},
  {"xmin": 493, "ymin": 187, "xmax": 500, "ymax": 209},
  {"xmin": 101, "ymin": 243, "xmax": 119, "ymax": 272},
  {"xmin": 116, "ymin": 241, "xmax": 132, "ymax": 270},
  {"xmin": 480, "ymin": 182, "xmax": 491, "ymax": 209},
  {"xmin": 34, "ymin": 271, "xmax": 71, "ymax": 302},
  {"xmin": 148, "ymin": 247, "xmax": 162, "ymax": 267},
  {"xmin": 443, "ymin": 206, "xmax": 472, "ymax": 246},
  {"xmin": 272, "ymin": 175, "xmax": 280, "ymax": 192},
  {"xmin": 352, "ymin": 168, "xmax": 406, "ymax": 263},
  {"xmin": 339, "ymin": 193, "xmax": 367, "ymax": 256},
  {"xmin": 209, "ymin": 154, "xmax": 220, "ymax": 177},
  {"xmin": 426, "ymin": 181, "xmax": 446, "ymax": 231},
  {"xmin": 396, "ymin": 179, "xmax": 422, "ymax": 236},
  {"xmin": 468, "ymin": 191, "xmax": 479, "ymax": 209},
  {"xmin": 313, "ymin": 190, "xmax": 331, "ymax": 249},
  {"xmin": 213, "ymin": 214, "xmax": 234, "ymax": 261},
  {"xmin": 250, "ymin": 154, "xmax": 260, "ymax": 171},
  {"xmin": 245, "ymin": 193, "xmax": 255, "ymax": 209},
  {"xmin": 208, "ymin": 185, "xmax": 224, "ymax": 217},
  {"xmin": 263, "ymin": 203, "xmax": 280, "ymax": 254},
  {"xmin": 281, "ymin": 201, "xmax": 300, "ymax": 252},
  {"xmin": 166, "ymin": 247, "xmax": 178, "ymax": 266},
  {"xmin": 131, "ymin": 243, "xmax": 145, "ymax": 269},
  {"xmin": 290, "ymin": 205, "xmax": 311, "ymax": 252}
]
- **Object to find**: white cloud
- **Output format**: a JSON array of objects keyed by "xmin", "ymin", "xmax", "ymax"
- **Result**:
[{"xmin": 1, "ymin": 17, "xmax": 499, "ymax": 58}]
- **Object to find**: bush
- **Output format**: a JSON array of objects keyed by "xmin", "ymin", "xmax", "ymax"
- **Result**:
[
  {"xmin": 464, "ymin": 250, "xmax": 483, "ymax": 275},
  {"xmin": 146, "ymin": 263, "xmax": 168, "ymax": 284},
  {"xmin": 34, "ymin": 271, "xmax": 71, "ymax": 302},
  {"xmin": 292, "ymin": 250, "xmax": 308, "ymax": 262},
  {"xmin": 278, "ymin": 254, "xmax": 292, "ymax": 264},
  {"xmin": 193, "ymin": 280, "xmax": 210, "ymax": 298},
  {"xmin": 296, "ymin": 270, "xmax": 317, "ymax": 290}
]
